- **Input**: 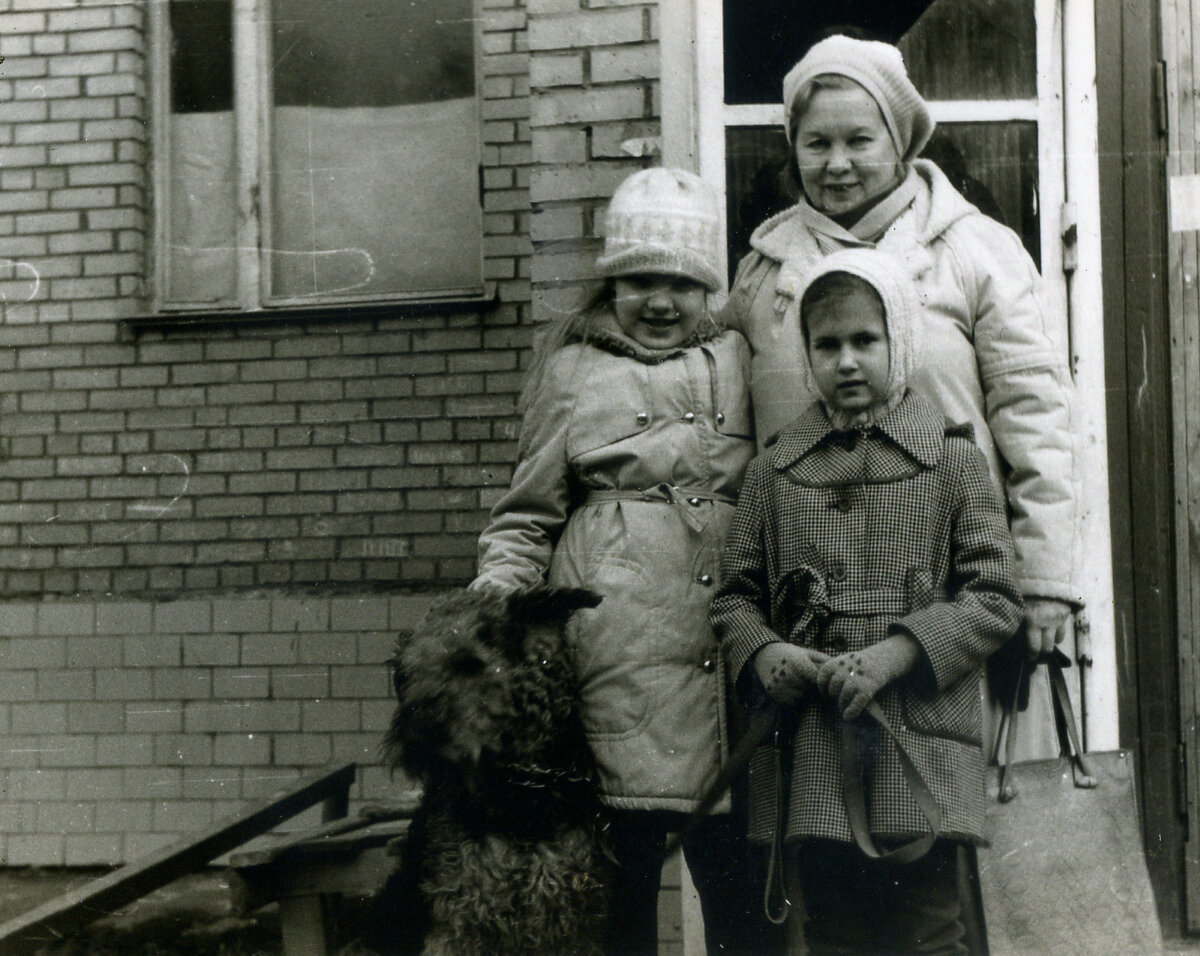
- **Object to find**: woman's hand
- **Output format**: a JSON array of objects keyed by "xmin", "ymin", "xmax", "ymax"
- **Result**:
[{"xmin": 1023, "ymin": 598, "xmax": 1072, "ymax": 658}]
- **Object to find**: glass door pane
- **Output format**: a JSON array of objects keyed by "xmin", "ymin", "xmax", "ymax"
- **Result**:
[
  {"xmin": 722, "ymin": 0, "xmax": 1035, "ymax": 105},
  {"xmin": 724, "ymin": 122, "xmax": 1039, "ymax": 272},
  {"xmin": 898, "ymin": 0, "xmax": 1036, "ymax": 100}
]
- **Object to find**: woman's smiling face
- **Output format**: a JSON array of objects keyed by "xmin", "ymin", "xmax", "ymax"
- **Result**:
[{"xmin": 793, "ymin": 83, "xmax": 903, "ymax": 219}]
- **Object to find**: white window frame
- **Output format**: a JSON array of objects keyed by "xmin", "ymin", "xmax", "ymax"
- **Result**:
[{"xmin": 149, "ymin": 0, "xmax": 485, "ymax": 314}]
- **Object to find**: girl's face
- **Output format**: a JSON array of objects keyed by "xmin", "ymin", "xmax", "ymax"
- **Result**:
[
  {"xmin": 793, "ymin": 83, "xmax": 904, "ymax": 219},
  {"xmin": 612, "ymin": 274, "xmax": 708, "ymax": 349},
  {"xmin": 805, "ymin": 287, "xmax": 891, "ymax": 416}
]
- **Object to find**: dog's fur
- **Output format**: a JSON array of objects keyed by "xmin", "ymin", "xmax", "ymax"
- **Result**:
[{"xmin": 365, "ymin": 585, "xmax": 610, "ymax": 956}]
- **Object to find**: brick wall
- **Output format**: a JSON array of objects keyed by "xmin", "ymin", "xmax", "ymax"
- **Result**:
[
  {"xmin": 0, "ymin": 315, "xmax": 526, "ymax": 594},
  {"xmin": 0, "ymin": 593, "xmax": 426, "ymax": 866},
  {"xmin": 527, "ymin": 0, "xmax": 662, "ymax": 322},
  {"xmin": 0, "ymin": 0, "xmax": 683, "ymax": 870},
  {"xmin": 0, "ymin": 2, "xmax": 146, "ymax": 326},
  {"xmin": 0, "ymin": 2, "xmax": 535, "ymax": 596},
  {"xmin": 0, "ymin": 0, "xmax": 542, "ymax": 867}
]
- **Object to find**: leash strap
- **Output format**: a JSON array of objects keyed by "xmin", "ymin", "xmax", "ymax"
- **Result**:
[
  {"xmin": 992, "ymin": 656, "xmax": 1097, "ymax": 802},
  {"xmin": 663, "ymin": 705, "xmax": 777, "ymax": 858},
  {"xmin": 763, "ymin": 723, "xmax": 792, "ymax": 925},
  {"xmin": 841, "ymin": 701, "xmax": 942, "ymax": 863}
]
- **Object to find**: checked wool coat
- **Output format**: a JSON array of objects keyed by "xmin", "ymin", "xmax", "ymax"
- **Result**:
[{"xmin": 711, "ymin": 390, "xmax": 1023, "ymax": 846}]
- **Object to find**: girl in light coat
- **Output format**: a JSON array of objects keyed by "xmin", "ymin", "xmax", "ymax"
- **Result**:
[{"xmin": 473, "ymin": 168, "xmax": 772, "ymax": 956}]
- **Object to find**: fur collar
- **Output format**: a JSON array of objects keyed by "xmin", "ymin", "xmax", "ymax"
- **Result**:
[{"xmin": 582, "ymin": 309, "xmax": 719, "ymax": 364}]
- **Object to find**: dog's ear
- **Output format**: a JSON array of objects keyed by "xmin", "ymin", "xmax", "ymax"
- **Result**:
[
  {"xmin": 506, "ymin": 585, "xmax": 602, "ymax": 628},
  {"xmin": 390, "ymin": 629, "xmax": 414, "ymax": 700}
]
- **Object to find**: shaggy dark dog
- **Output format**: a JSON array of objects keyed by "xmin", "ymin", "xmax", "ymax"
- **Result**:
[{"xmin": 364, "ymin": 585, "xmax": 610, "ymax": 956}]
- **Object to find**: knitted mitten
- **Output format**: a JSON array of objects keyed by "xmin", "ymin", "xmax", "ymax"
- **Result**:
[
  {"xmin": 752, "ymin": 643, "xmax": 830, "ymax": 707},
  {"xmin": 817, "ymin": 634, "xmax": 922, "ymax": 719}
]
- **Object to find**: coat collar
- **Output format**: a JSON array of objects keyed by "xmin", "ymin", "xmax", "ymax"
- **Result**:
[
  {"xmin": 769, "ymin": 391, "xmax": 946, "ymax": 471},
  {"xmin": 747, "ymin": 160, "xmax": 978, "ymax": 265},
  {"xmin": 583, "ymin": 309, "xmax": 717, "ymax": 364}
]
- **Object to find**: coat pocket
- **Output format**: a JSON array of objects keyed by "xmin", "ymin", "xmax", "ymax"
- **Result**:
[
  {"xmin": 565, "ymin": 364, "xmax": 652, "ymax": 459},
  {"xmin": 569, "ymin": 554, "xmax": 657, "ymax": 738},
  {"xmin": 901, "ymin": 671, "xmax": 983, "ymax": 747}
]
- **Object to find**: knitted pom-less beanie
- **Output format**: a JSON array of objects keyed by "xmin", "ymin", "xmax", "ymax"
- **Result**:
[
  {"xmin": 797, "ymin": 247, "xmax": 922, "ymax": 413},
  {"xmin": 595, "ymin": 168, "xmax": 724, "ymax": 292},
  {"xmin": 782, "ymin": 35, "xmax": 934, "ymax": 162}
]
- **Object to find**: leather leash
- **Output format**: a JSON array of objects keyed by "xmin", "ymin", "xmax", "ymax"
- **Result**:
[
  {"xmin": 840, "ymin": 700, "xmax": 942, "ymax": 863},
  {"xmin": 663, "ymin": 705, "xmax": 777, "ymax": 858}
]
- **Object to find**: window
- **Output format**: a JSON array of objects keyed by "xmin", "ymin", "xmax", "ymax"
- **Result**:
[
  {"xmin": 155, "ymin": 0, "xmax": 483, "ymax": 311},
  {"xmin": 700, "ymin": 0, "xmax": 1061, "ymax": 280}
]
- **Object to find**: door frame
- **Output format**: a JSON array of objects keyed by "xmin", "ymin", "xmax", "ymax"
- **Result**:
[
  {"xmin": 1097, "ymin": 0, "xmax": 1180, "ymax": 935},
  {"xmin": 660, "ymin": 0, "xmax": 1117, "ymax": 750}
]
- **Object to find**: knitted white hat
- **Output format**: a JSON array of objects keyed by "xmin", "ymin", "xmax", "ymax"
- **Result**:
[
  {"xmin": 797, "ymin": 247, "xmax": 921, "ymax": 406},
  {"xmin": 782, "ymin": 35, "xmax": 935, "ymax": 163},
  {"xmin": 595, "ymin": 168, "xmax": 724, "ymax": 292}
]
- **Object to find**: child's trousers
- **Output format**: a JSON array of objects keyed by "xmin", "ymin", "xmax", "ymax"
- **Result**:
[
  {"xmin": 601, "ymin": 807, "xmax": 785, "ymax": 956},
  {"xmin": 786, "ymin": 838, "xmax": 968, "ymax": 956}
]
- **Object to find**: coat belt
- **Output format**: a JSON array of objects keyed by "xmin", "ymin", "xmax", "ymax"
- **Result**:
[{"xmin": 585, "ymin": 484, "xmax": 736, "ymax": 532}]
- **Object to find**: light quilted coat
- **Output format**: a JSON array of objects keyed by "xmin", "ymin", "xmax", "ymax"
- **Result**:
[
  {"xmin": 473, "ymin": 318, "xmax": 756, "ymax": 812},
  {"xmin": 720, "ymin": 159, "xmax": 1078, "ymax": 606},
  {"xmin": 711, "ymin": 392, "xmax": 1023, "ymax": 845}
]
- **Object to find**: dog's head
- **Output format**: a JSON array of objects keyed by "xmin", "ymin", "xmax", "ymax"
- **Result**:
[{"xmin": 384, "ymin": 585, "xmax": 601, "ymax": 786}]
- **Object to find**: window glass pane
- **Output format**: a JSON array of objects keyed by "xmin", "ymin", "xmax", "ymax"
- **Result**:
[
  {"xmin": 725, "ymin": 127, "xmax": 796, "ymax": 270},
  {"xmin": 166, "ymin": 0, "xmax": 237, "ymax": 303},
  {"xmin": 723, "ymin": 0, "xmax": 935, "ymax": 106},
  {"xmin": 723, "ymin": 0, "xmax": 1035, "ymax": 105},
  {"xmin": 724, "ymin": 121, "xmax": 1039, "ymax": 275},
  {"xmin": 268, "ymin": 0, "xmax": 481, "ymax": 300},
  {"xmin": 924, "ymin": 123, "xmax": 1040, "ymax": 262},
  {"xmin": 897, "ymin": 0, "xmax": 1035, "ymax": 100}
]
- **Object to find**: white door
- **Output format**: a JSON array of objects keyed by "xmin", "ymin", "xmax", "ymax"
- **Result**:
[{"xmin": 663, "ymin": 0, "xmax": 1116, "ymax": 747}]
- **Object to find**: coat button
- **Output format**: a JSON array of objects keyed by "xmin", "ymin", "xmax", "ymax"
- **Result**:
[
  {"xmin": 683, "ymin": 412, "xmax": 695, "ymax": 423},
  {"xmin": 636, "ymin": 412, "xmax": 648, "ymax": 425},
  {"xmin": 688, "ymin": 496, "xmax": 701, "ymax": 506},
  {"xmin": 830, "ymin": 562, "xmax": 847, "ymax": 582},
  {"xmin": 702, "ymin": 658, "xmax": 717, "ymax": 673},
  {"xmin": 716, "ymin": 412, "xmax": 726, "ymax": 425},
  {"xmin": 698, "ymin": 573, "xmax": 713, "ymax": 586}
]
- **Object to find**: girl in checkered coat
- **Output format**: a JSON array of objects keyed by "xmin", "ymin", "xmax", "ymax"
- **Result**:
[{"xmin": 711, "ymin": 248, "xmax": 1023, "ymax": 955}]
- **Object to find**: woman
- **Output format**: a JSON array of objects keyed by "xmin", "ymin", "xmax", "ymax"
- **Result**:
[{"xmin": 720, "ymin": 33, "xmax": 1079, "ymax": 681}]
